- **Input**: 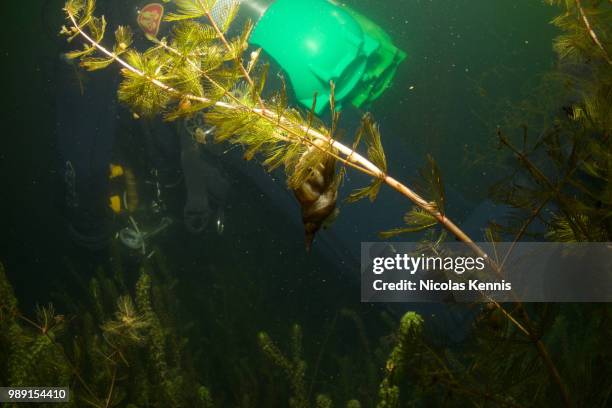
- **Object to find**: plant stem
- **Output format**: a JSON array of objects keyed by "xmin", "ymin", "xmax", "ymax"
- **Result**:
[
  {"xmin": 66, "ymin": 11, "xmax": 472, "ymax": 249},
  {"xmin": 500, "ymin": 198, "xmax": 551, "ymax": 270},
  {"xmin": 104, "ymin": 364, "xmax": 118, "ymax": 408},
  {"xmin": 17, "ymin": 313, "xmax": 102, "ymax": 407},
  {"xmin": 497, "ymin": 131, "xmax": 591, "ymax": 240},
  {"xmin": 203, "ymin": 11, "xmax": 490, "ymax": 254},
  {"xmin": 575, "ymin": 0, "xmax": 612, "ymax": 66},
  {"xmin": 151, "ymin": 38, "xmax": 378, "ymax": 178},
  {"xmin": 204, "ymin": 11, "xmax": 268, "ymax": 111},
  {"xmin": 66, "ymin": 10, "xmax": 572, "ymax": 406},
  {"xmin": 67, "ymin": 1, "xmax": 520, "ymax": 342}
]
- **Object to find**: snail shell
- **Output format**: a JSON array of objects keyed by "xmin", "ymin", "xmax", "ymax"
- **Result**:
[{"xmin": 293, "ymin": 142, "xmax": 339, "ymax": 251}]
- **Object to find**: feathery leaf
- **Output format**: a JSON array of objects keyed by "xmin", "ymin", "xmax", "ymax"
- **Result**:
[{"xmin": 165, "ymin": 0, "xmax": 217, "ymax": 22}]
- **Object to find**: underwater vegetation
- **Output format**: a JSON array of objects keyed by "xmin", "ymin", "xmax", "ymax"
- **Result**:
[
  {"xmin": 0, "ymin": 251, "xmax": 215, "ymax": 408},
  {"xmin": 0, "ymin": 0, "xmax": 610, "ymax": 407},
  {"xmin": 396, "ymin": 2, "xmax": 611, "ymax": 406},
  {"xmin": 406, "ymin": 1, "xmax": 611, "ymax": 406},
  {"xmin": 59, "ymin": 0, "xmax": 475, "ymax": 253},
  {"xmin": 491, "ymin": 0, "xmax": 611, "ymax": 243},
  {"xmin": 0, "ymin": 252, "xmax": 436, "ymax": 408},
  {"xmin": 3, "ymin": 243, "xmax": 608, "ymax": 407}
]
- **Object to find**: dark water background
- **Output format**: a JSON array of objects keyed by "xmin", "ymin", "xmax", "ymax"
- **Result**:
[{"xmin": 0, "ymin": 0, "xmax": 559, "ymax": 402}]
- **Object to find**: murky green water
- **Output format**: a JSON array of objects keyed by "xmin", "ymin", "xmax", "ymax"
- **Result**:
[{"xmin": 1, "ymin": 0, "xmax": 574, "ymax": 406}]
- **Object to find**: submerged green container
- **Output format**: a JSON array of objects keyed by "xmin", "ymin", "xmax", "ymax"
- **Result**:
[{"xmin": 247, "ymin": 0, "xmax": 406, "ymax": 114}]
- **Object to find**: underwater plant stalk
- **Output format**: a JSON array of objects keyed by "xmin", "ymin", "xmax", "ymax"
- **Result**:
[
  {"xmin": 103, "ymin": 364, "xmax": 117, "ymax": 408},
  {"xmin": 149, "ymin": 13, "xmax": 545, "ymax": 351},
  {"xmin": 202, "ymin": 16, "xmax": 571, "ymax": 405},
  {"xmin": 204, "ymin": 10, "xmax": 267, "ymax": 111},
  {"xmin": 64, "ymin": 8, "xmax": 572, "ymax": 406},
  {"xmin": 575, "ymin": 0, "xmax": 612, "ymax": 66},
  {"xmin": 65, "ymin": 11, "xmax": 481, "ymax": 257},
  {"xmin": 16, "ymin": 313, "xmax": 103, "ymax": 407}
]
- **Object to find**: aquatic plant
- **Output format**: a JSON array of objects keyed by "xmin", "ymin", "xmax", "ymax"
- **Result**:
[
  {"xmin": 369, "ymin": 1, "xmax": 610, "ymax": 406},
  {"xmin": 388, "ymin": 2, "xmax": 611, "ymax": 405},
  {"xmin": 256, "ymin": 313, "xmax": 428, "ymax": 408},
  {"xmin": 258, "ymin": 325, "xmax": 309, "ymax": 408},
  {"xmin": 60, "ymin": 0, "xmax": 549, "ymax": 379},
  {"xmin": 0, "ymin": 252, "xmax": 213, "ymax": 408},
  {"xmin": 545, "ymin": 0, "xmax": 612, "ymax": 66},
  {"xmin": 385, "ymin": 1, "xmax": 611, "ymax": 406},
  {"xmin": 60, "ymin": 0, "xmax": 482, "ymax": 255},
  {"xmin": 48, "ymin": 1, "xmax": 610, "ymax": 407},
  {"xmin": 257, "ymin": 322, "xmax": 375, "ymax": 408},
  {"xmin": 0, "ymin": 273, "xmax": 66, "ymax": 399},
  {"xmin": 135, "ymin": 265, "xmax": 184, "ymax": 405},
  {"xmin": 373, "ymin": 312, "xmax": 423, "ymax": 408},
  {"xmin": 492, "ymin": 0, "xmax": 611, "ymax": 243}
]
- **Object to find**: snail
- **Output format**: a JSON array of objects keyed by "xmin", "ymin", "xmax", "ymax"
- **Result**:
[{"xmin": 292, "ymin": 140, "xmax": 340, "ymax": 251}]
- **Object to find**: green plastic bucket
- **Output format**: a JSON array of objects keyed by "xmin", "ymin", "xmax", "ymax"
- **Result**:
[{"xmin": 246, "ymin": 0, "xmax": 406, "ymax": 114}]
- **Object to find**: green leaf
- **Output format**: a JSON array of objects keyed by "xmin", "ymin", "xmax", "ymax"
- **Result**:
[
  {"xmin": 223, "ymin": 20, "xmax": 253, "ymax": 61},
  {"xmin": 67, "ymin": 0, "xmax": 95, "ymax": 23},
  {"xmin": 64, "ymin": 45, "xmax": 95, "ymax": 60},
  {"xmin": 172, "ymin": 21, "xmax": 217, "ymax": 54},
  {"xmin": 85, "ymin": 0, "xmax": 96, "ymax": 17},
  {"xmin": 346, "ymin": 114, "xmax": 387, "ymax": 203},
  {"xmin": 80, "ymin": 56, "xmax": 114, "ymax": 71},
  {"xmin": 362, "ymin": 113, "xmax": 387, "ymax": 173},
  {"xmin": 118, "ymin": 51, "xmax": 173, "ymax": 116},
  {"xmin": 167, "ymin": 59, "xmax": 206, "ymax": 97},
  {"xmin": 64, "ymin": 0, "xmax": 86, "ymax": 17},
  {"xmin": 329, "ymin": 81, "xmax": 340, "ymax": 138},
  {"xmin": 270, "ymin": 72, "xmax": 288, "ymax": 125},
  {"xmin": 379, "ymin": 207, "xmax": 438, "ymax": 238},
  {"xmin": 165, "ymin": 0, "xmax": 217, "ymax": 21},
  {"xmin": 484, "ymin": 225, "xmax": 501, "ymax": 243},
  {"xmin": 86, "ymin": 15, "xmax": 106, "ymax": 43},
  {"xmin": 420, "ymin": 154, "xmax": 446, "ymax": 215},
  {"xmin": 249, "ymin": 63, "xmax": 269, "ymax": 104},
  {"xmin": 346, "ymin": 182, "xmax": 382, "ymax": 203},
  {"xmin": 580, "ymin": 159, "xmax": 607, "ymax": 180},
  {"xmin": 114, "ymin": 26, "xmax": 133, "ymax": 54},
  {"xmin": 220, "ymin": 0, "xmax": 240, "ymax": 33}
]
